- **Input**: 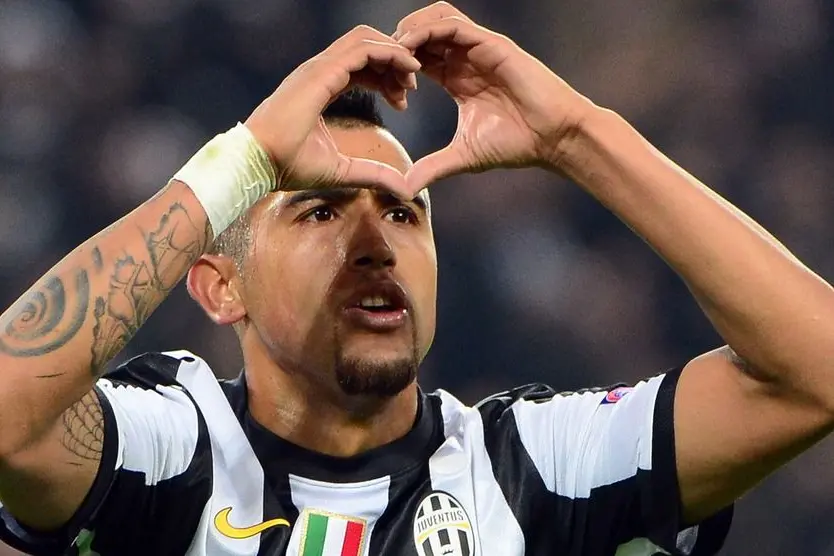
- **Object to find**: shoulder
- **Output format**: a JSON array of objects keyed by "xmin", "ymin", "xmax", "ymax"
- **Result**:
[
  {"xmin": 94, "ymin": 350, "xmax": 224, "ymax": 430},
  {"xmin": 473, "ymin": 382, "xmax": 627, "ymax": 421},
  {"xmin": 99, "ymin": 350, "xmax": 211, "ymax": 390}
]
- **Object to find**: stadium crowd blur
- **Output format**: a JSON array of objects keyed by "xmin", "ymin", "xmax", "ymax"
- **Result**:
[{"xmin": 2, "ymin": 0, "xmax": 834, "ymax": 553}]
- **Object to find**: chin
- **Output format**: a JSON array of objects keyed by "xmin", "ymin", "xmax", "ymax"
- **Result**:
[{"xmin": 334, "ymin": 350, "xmax": 419, "ymax": 398}]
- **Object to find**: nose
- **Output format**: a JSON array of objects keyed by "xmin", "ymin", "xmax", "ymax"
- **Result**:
[{"xmin": 347, "ymin": 216, "xmax": 396, "ymax": 271}]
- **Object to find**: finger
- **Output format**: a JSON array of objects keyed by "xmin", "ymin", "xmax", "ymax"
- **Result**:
[
  {"xmin": 335, "ymin": 154, "xmax": 411, "ymax": 199},
  {"xmin": 393, "ymin": 2, "xmax": 473, "ymax": 40},
  {"xmin": 369, "ymin": 63, "xmax": 417, "ymax": 93},
  {"xmin": 342, "ymin": 39, "xmax": 422, "ymax": 75},
  {"xmin": 398, "ymin": 17, "xmax": 489, "ymax": 51},
  {"xmin": 332, "ymin": 24, "xmax": 399, "ymax": 53},
  {"xmin": 405, "ymin": 144, "xmax": 468, "ymax": 194},
  {"xmin": 383, "ymin": 72, "xmax": 409, "ymax": 110},
  {"xmin": 412, "ymin": 47, "xmax": 447, "ymax": 82},
  {"xmin": 348, "ymin": 69, "xmax": 409, "ymax": 111},
  {"xmin": 394, "ymin": 70, "xmax": 418, "ymax": 91},
  {"xmin": 349, "ymin": 68, "xmax": 391, "ymax": 98}
]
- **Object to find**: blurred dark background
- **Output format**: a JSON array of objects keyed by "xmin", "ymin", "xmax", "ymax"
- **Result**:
[{"xmin": 2, "ymin": 0, "xmax": 834, "ymax": 553}]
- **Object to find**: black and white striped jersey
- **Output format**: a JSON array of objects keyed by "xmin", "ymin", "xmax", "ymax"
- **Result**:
[{"xmin": 0, "ymin": 350, "xmax": 732, "ymax": 556}]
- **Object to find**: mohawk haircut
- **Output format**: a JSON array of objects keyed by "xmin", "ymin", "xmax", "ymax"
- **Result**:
[
  {"xmin": 324, "ymin": 88, "xmax": 385, "ymax": 128},
  {"xmin": 207, "ymin": 89, "xmax": 385, "ymax": 270}
]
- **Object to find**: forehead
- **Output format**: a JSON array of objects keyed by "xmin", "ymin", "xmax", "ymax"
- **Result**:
[
  {"xmin": 329, "ymin": 125, "xmax": 413, "ymax": 175},
  {"xmin": 263, "ymin": 125, "xmax": 430, "ymax": 212}
]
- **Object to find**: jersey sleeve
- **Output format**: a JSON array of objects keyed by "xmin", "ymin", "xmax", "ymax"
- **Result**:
[
  {"xmin": 0, "ymin": 353, "xmax": 213, "ymax": 556},
  {"xmin": 478, "ymin": 370, "xmax": 732, "ymax": 556}
]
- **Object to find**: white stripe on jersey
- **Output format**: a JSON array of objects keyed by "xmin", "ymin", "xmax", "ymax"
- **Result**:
[
  {"xmin": 431, "ymin": 390, "xmax": 526, "ymax": 556},
  {"xmin": 97, "ymin": 376, "xmax": 199, "ymax": 485},
  {"xmin": 175, "ymin": 354, "xmax": 267, "ymax": 556},
  {"xmin": 285, "ymin": 474, "xmax": 391, "ymax": 556},
  {"xmin": 510, "ymin": 375, "xmax": 662, "ymax": 498}
]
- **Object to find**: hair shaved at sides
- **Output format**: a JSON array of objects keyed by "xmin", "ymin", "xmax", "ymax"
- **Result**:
[
  {"xmin": 207, "ymin": 211, "xmax": 252, "ymax": 272},
  {"xmin": 206, "ymin": 89, "xmax": 385, "ymax": 268}
]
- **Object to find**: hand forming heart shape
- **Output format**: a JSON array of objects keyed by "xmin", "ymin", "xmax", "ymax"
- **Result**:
[{"xmin": 245, "ymin": 2, "xmax": 595, "ymax": 200}]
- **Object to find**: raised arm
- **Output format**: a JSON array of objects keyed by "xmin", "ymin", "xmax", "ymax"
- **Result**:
[
  {"xmin": 0, "ymin": 25, "xmax": 418, "ymax": 532},
  {"xmin": 394, "ymin": 0, "xmax": 834, "ymax": 529},
  {"xmin": 0, "ymin": 181, "xmax": 211, "ymax": 528},
  {"xmin": 556, "ymin": 103, "xmax": 834, "ymax": 523}
]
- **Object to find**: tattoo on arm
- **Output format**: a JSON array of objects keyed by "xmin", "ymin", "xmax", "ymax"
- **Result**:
[
  {"xmin": 0, "ymin": 199, "xmax": 207, "ymax": 377},
  {"xmin": 60, "ymin": 391, "xmax": 103, "ymax": 463},
  {"xmin": 90, "ymin": 202, "xmax": 208, "ymax": 375},
  {"xmin": 92, "ymin": 247, "xmax": 103, "ymax": 271},
  {"xmin": 0, "ymin": 271, "xmax": 90, "ymax": 358}
]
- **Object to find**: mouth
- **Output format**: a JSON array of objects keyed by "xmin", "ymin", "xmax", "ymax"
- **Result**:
[{"xmin": 342, "ymin": 281, "xmax": 410, "ymax": 332}]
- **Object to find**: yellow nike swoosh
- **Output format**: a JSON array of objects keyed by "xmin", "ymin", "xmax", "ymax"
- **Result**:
[{"xmin": 214, "ymin": 507, "xmax": 291, "ymax": 539}]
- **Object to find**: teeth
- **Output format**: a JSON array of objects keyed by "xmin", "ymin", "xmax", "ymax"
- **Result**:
[{"xmin": 359, "ymin": 295, "xmax": 390, "ymax": 308}]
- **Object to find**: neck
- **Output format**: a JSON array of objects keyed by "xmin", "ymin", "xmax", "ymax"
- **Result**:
[{"xmin": 241, "ymin": 336, "xmax": 419, "ymax": 458}]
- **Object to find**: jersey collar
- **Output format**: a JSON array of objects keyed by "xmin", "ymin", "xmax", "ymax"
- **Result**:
[{"xmin": 221, "ymin": 372, "xmax": 441, "ymax": 483}]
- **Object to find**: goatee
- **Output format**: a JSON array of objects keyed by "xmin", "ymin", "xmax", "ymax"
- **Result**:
[{"xmin": 335, "ymin": 353, "xmax": 419, "ymax": 398}]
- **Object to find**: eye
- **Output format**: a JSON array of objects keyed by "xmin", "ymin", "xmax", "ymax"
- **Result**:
[
  {"xmin": 302, "ymin": 205, "xmax": 337, "ymax": 223},
  {"xmin": 385, "ymin": 207, "xmax": 418, "ymax": 225}
]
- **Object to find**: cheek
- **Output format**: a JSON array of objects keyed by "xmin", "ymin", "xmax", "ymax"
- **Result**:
[
  {"xmin": 256, "ymin": 241, "xmax": 340, "ymax": 333},
  {"xmin": 406, "ymin": 242, "xmax": 438, "ymax": 335}
]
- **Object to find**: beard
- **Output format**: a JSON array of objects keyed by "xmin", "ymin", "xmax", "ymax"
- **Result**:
[
  {"xmin": 335, "ymin": 355, "xmax": 418, "ymax": 398},
  {"xmin": 332, "ymin": 324, "xmax": 420, "ymax": 398}
]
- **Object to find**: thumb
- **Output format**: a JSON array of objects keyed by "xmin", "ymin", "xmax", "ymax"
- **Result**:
[
  {"xmin": 334, "ymin": 154, "xmax": 411, "ymax": 199},
  {"xmin": 405, "ymin": 144, "xmax": 467, "ymax": 196}
]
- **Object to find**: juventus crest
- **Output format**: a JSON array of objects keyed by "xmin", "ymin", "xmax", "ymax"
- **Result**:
[{"xmin": 413, "ymin": 491, "xmax": 475, "ymax": 556}]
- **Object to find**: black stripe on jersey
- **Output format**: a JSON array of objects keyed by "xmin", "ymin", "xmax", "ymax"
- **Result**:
[
  {"xmin": 648, "ymin": 371, "xmax": 732, "ymax": 554},
  {"xmin": 111, "ymin": 351, "xmax": 188, "ymax": 388},
  {"xmin": 477, "ymin": 372, "xmax": 732, "ymax": 556},
  {"xmin": 367, "ymin": 394, "xmax": 445, "ymax": 556}
]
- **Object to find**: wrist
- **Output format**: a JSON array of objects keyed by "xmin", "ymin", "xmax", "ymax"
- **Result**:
[
  {"xmin": 541, "ymin": 103, "xmax": 614, "ymax": 176},
  {"xmin": 172, "ymin": 123, "xmax": 277, "ymax": 238}
]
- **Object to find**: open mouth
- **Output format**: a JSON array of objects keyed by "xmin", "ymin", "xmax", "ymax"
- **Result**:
[
  {"xmin": 355, "ymin": 294, "xmax": 404, "ymax": 312},
  {"xmin": 343, "ymin": 281, "xmax": 410, "ymax": 331}
]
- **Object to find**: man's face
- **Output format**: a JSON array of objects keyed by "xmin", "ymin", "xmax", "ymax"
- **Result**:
[{"xmin": 241, "ymin": 125, "xmax": 436, "ymax": 399}]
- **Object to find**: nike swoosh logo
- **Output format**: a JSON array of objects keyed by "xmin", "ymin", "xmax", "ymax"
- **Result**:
[{"xmin": 214, "ymin": 507, "xmax": 291, "ymax": 539}]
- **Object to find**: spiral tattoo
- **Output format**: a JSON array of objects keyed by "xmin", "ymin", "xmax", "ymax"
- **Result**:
[{"xmin": 0, "ymin": 270, "xmax": 90, "ymax": 357}]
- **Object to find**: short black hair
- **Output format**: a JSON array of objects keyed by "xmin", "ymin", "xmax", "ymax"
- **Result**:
[
  {"xmin": 322, "ymin": 88, "xmax": 385, "ymax": 128},
  {"xmin": 208, "ymin": 89, "xmax": 384, "ymax": 269}
]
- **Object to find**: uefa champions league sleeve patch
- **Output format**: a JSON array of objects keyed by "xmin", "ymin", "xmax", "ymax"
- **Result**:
[{"xmin": 600, "ymin": 386, "xmax": 632, "ymax": 405}]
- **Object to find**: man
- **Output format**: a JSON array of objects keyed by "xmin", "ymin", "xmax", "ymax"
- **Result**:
[{"xmin": 0, "ymin": 2, "xmax": 833, "ymax": 554}]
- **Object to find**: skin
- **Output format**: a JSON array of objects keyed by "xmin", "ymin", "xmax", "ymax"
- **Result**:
[
  {"xmin": 2, "ymin": 1, "xmax": 834, "ymax": 542},
  {"xmin": 187, "ymin": 126, "xmax": 438, "ymax": 456}
]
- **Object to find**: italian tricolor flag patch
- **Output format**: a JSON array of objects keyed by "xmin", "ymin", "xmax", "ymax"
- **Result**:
[{"xmin": 299, "ymin": 510, "xmax": 367, "ymax": 556}]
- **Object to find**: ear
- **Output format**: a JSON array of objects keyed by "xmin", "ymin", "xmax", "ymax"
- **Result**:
[{"xmin": 186, "ymin": 254, "xmax": 247, "ymax": 326}]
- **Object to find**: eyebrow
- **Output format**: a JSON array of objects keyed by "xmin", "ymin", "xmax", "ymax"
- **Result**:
[
  {"xmin": 283, "ymin": 188, "xmax": 359, "ymax": 209},
  {"xmin": 283, "ymin": 188, "xmax": 428, "ymax": 213}
]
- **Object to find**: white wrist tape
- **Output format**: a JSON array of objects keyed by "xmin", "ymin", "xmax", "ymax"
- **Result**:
[{"xmin": 173, "ymin": 123, "xmax": 277, "ymax": 238}]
